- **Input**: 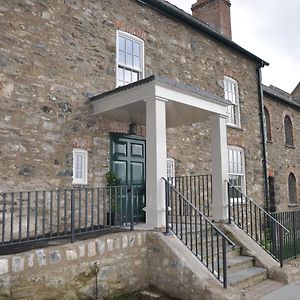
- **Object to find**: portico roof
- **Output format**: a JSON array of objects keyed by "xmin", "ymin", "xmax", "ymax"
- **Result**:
[{"xmin": 89, "ymin": 75, "xmax": 230, "ymax": 128}]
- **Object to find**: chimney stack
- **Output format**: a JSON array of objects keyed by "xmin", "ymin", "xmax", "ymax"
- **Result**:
[{"xmin": 191, "ymin": 0, "xmax": 232, "ymax": 39}]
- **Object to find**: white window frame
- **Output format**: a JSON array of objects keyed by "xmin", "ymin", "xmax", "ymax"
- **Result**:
[
  {"xmin": 224, "ymin": 76, "xmax": 241, "ymax": 127},
  {"xmin": 116, "ymin": 30, "xmax": 144, "ymax": 87},
  {"xmin": 228, "ymin": 146, "xmax": 246, "ymax": 202},
  {"xmin": 72, "ymin": 149, "xmax": 88, "ymax": 185},
  {"xmin": 167, "ymin": 158, "xmax": 175, "ymax": 179}
]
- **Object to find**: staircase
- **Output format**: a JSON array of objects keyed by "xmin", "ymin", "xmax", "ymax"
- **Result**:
[
  {"xmin": 179, "ymin": 222, "xmax": 268, "ymax": 291},
  {"xmin": 164, "ymin": 177, "xmax": 284, "ymax": 296}
]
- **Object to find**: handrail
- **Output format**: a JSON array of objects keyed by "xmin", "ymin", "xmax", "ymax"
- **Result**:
[
  {"xmin": 227, "ymin": 181, "xmax": 289, "ymax": 267},
  {"xmin": 226, "ymin": 181, "xmax": 289, "ymax": 233},
  {"xmin": 164, "ymin": 177, "xmax": 236, "ymax": 288},
  {"xmin": 165, "ymin": 178, "xmax": 235, "ymax": 247}
]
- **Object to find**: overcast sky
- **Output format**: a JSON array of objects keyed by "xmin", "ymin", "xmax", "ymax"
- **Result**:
[{"xmin": 167, "ymin": 0, "xmax": 300, "ymax": 93}]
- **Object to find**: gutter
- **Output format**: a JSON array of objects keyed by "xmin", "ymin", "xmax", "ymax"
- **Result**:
[
  {"xmin": 136, "ymin": 0, "xmax": 269, "ymax": 66},
  {"xmin": 263, "ymin": 90, "xmax": 300, "ymax": 111},
  {"xmin": 257, "ymin": 63, "xmax": 269, "ymax": 211}
]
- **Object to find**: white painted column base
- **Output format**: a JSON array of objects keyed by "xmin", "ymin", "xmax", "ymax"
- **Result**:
[
  {"xmin": 145, "ymin": 97, "xmax": 168, "ymax": 229},
  {"xmin": 211, "ymin": 115, "xmax": 229, "ymax": 222}
]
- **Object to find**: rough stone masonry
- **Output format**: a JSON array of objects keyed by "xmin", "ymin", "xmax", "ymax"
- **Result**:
[{"xmin": 0, "ymin": 0, "xmax": 265, "ymax": 204}]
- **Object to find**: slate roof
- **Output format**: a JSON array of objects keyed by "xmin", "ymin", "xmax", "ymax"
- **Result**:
[
  {"xmin": 137, "ymin": 0, "xmax": 269, "ymax": 66},
  {"xmin": 89, "ymin": 75, "xmax": 231, "ymax": 106},
  {"xmin": 263, "ymin": 85, "xmax": 300, "ymax": 110}
]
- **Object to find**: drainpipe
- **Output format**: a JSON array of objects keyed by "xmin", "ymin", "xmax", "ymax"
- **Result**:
[{"xmin": 256, "ymin": 61, "xmax": 269, "ymax": 211}]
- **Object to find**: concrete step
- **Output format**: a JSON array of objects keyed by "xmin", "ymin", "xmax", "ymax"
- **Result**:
[
  {"xmin": 226, "ymin": 256, "xmax": 255, "ymax": 274},
  {"xmin": 228, "ymin": 267, "xmax": 267, "ymax": 290},
  {"xmin": 192, "ymin": 245, "xmax": 242, "ymax": 261}
]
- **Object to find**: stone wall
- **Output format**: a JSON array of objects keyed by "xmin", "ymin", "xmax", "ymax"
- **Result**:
[
  {"xmin": 0, "ymin": 0, "xmax": 265, "ymax": 203},
  {"xmin": 0, "ymin": 231, "xmax": 238, "ymax": 300},
  {"xmin": 0, "ymin": 231, "xmax": 149, "ymax": 299},
  {"xmin": 264, "ymin": 95, "xmax": 300, "ymax": 211}
]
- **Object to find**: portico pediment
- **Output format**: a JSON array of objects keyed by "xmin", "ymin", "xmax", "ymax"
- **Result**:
[{"xmin": 89, "ymin": 75, "xmax": 230, "ymax": 128}]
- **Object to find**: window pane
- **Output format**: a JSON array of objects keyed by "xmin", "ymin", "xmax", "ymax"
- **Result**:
[
  {"xmin": 126, "ymin": 53, "xmax": 133, "ymax": 67},
  {"xmin": 133, "ymin": 42, "xmax": 140, "ymax": 56},
  {"xmin": 125, "ymin": 69, "xmax": 131, "ymax": 83},
  {"xmin": 118, "ymin": 67, "xmax": 124, "ymax": 78},
  {"xmin": 119, "ymin": 50, "xmax": 125, "ymax": 65},
  {"xmin": 119, "ymin": 36, "xmax": 126, "ymax": 51},
  {"xmin": 133, "ymin": 56, "xmax": 140, "ymax": 69},
  {"xmin": 126, "ymin": 39, "xmax": 133, "ymax": 54},
  {"xmin": 131, "ymin": 71, "xmax": 138, "ymax": 82}
]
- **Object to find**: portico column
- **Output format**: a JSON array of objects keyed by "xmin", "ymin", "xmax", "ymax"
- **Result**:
[
  {"xmin": 145, "ymin": 97, "xmax": 167, "ymax": 229},
  {"xmin": 211, "ymin": 114, "xmax": 229, "ymax": 221}
]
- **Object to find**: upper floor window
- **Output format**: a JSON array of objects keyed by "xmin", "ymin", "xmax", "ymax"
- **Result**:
[
  {"xmin": 264, "ymin": 106, "xmax": 272, "ymax": 142},
  {"xmin": 73, "ymin": 149, "xmax": 88, "ymax": 185},
  {"xmin": 288, "ymin": 172, "xmax": 297, "ymax": 205},
  {"xmin": 228, "ymin": 146, "xmax": 245, "ymax": 199},
  {"xmin": 224, "ymin": 76, "xmax": 240, "ymax": 127},
  {"xmin": 284, "ymin": 115, "xmax": 294, "ymax": 147},
  {"xmin": 117, "ymin": 31, "xmax": 144, "ymax": 87}
]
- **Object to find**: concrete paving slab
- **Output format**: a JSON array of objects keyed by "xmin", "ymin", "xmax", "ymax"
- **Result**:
[{"xmin": 259, "ymin": 281, "xmax": 300, "ymax": 300}]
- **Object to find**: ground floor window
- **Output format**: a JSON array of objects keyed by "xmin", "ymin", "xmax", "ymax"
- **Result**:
[
  {"xmin": 167, "ymin": 158, "xmax": 175, "ymax": 179},
  {"xmin": 228, "ymin": 146, "xmax": 245, "ymax": 199},
  {"xmin": 288, "ymin": 172, "xmax": 297, "ymax": 205},
  {"xmin": 73, "ymin": 148, "xmax": 88, "ymax": 185}
]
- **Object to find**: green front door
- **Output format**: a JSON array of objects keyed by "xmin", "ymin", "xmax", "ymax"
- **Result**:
[{"xmin": 110, "ymin": 134, "xmax": 146, "ymax": 222}]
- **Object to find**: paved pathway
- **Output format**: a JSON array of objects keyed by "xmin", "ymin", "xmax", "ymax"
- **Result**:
[{"xmin": 259, "ymin": 281, "xmax": 300, "ymax": 300}]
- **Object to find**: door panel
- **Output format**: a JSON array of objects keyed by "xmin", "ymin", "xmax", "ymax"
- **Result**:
[
  {"xmin": 112, "ymin": 161, "xmax": 127, "ymax": 183},
  {"xmin": 110, "ymin": 134, "xmax": 146, "ymax": 222}
]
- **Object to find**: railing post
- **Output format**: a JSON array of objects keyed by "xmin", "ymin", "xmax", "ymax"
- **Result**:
[
  {"xmin": 227, "ymin": 182, "xmax": 231, "ymax": 224},
  {"xmin": 130, "ymin": 186, "xmax": 134, "ymax": 231},
  {"xmin": 2, "ymin": 193, "xmax": 6, "ymax": 245},
  {"xmin": 71, "ymin": 190, "xmax": 75, "ymax": 243},
  {"xmin": 292, "ymin": 211, "xmax": 297, "ymax": 258},
  {"xmin": 222, "ymin": 237, "xmax": 227, "ymax": 288},
  {"xmin": 165, "ymin": 180, "xmax": 170, "ymax": 235},
  {"xmin": 279, "ymin": 226, "xmax": 283, "ymax": 267}
]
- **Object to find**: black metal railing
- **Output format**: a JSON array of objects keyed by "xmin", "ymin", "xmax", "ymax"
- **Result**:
[
  {"xmin": 164, "ymin": 178, "xmax": 235, "ymax": 288},
  {"xmin": 227, "ymin": 181, "xmax": 289, "ymax": 267},
  {"xmin": 271, "ymin": 210, "xmax": 300, "ymax": 260},
  {"xmin": 168, "ymin": 174, "xmax": 212, "ymax": 217},
  {"xmin": 0, "ymin": 185, "xmax": 144, "ymax": 247}
]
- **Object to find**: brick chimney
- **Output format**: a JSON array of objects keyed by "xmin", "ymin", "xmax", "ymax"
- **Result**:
[{"xmin": 191, "ymin": 0, "xmax": 232, "ymax": 39}]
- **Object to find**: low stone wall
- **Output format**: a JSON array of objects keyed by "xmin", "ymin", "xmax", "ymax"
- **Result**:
[
  {"xmin": 0, "ymin": 231, "xmax": 238, "ymax": 300},
  {"xmin": 0, "ymin": 232, "xmax": 148, "ymax": 299}
]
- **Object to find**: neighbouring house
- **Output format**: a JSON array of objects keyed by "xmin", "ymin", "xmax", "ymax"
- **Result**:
[
  {"xmin": 263, "ymin": 83, "xmax": 300, "ymax": 212},
  {"xmin": 0, "ymin": 0, "xmax": 300, "ymax": 298}
]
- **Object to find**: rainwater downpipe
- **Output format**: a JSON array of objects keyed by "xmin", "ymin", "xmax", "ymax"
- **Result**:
[{"xmin": 256, "ymin": 61, "xmax": 269, "ymax": 211}]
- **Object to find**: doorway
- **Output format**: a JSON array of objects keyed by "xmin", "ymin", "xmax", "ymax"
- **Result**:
[{"xmin": 110, "ymin": 133, "xmax": 146, "ymax": 222}]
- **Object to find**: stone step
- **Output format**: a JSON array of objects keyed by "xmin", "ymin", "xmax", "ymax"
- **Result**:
[
  {"xmin": 228, "ymin": 267, "xmax": 267, "ymax": 290},
  {"xmin": 226, "ymin": 256, "xmax": 255, "ymax": 274},
  {"xmin": 192, "ymin": 244, "xmax": 241, "ymax": 261}
]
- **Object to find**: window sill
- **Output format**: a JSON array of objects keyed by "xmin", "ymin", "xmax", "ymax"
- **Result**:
[
  {"xmin": 288, "ymin": 203, "xmax": 298, "ymax": 208},
  {"xmin": 72, "ymin": 181, "xmax": 88, "ymax": 185},
  {"xmin": 267, "ymin": 140, "xmax": 273, "ymax": 144},
  {"xmin": 227, "ymin": 124, "xmax": 243, "ymax": 131},
  {"xmin": 285, "ymin": 144, "xmax": 295, "ymax": 149}
]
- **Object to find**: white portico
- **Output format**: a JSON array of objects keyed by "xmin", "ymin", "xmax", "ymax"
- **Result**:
[{"xmin": 90, "ymin": 75, "xmax": 230, "ymax": 229}]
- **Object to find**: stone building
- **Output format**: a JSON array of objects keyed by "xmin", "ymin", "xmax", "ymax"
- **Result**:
[
  {"xmin": 263, "ymin": 83, "xmax": 300, "ymax": 212},
  {"xmin": 0, "ymin": 0, "xmax": 296, "ymax": 224},
  {"xmin": 1, "ymin": 0, "xmax": 300, "ymax": 298}
]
